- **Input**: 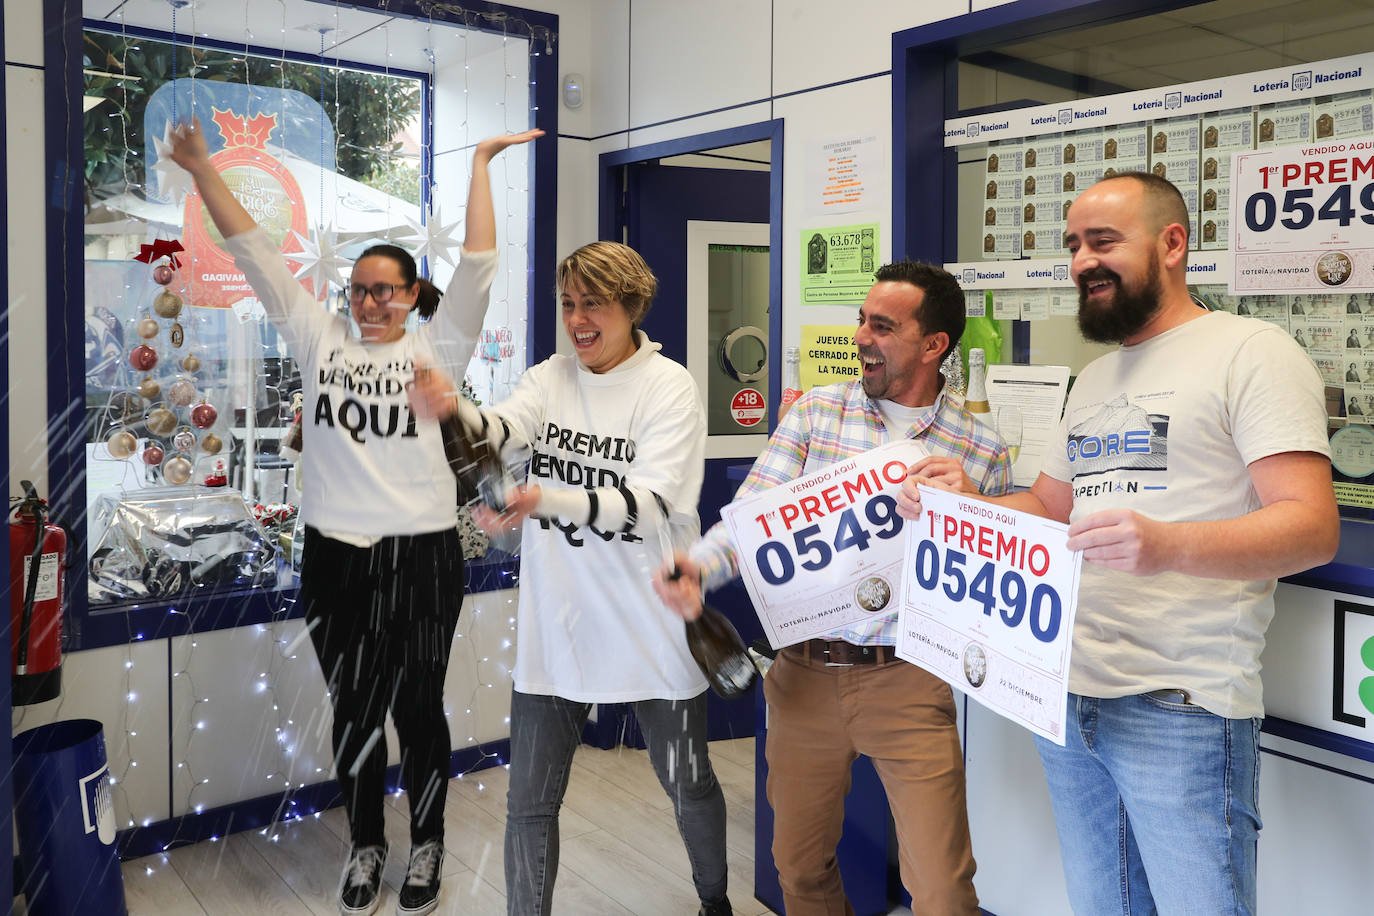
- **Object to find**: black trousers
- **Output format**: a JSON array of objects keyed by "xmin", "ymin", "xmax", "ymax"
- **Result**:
[{"xmin": 300, "ymin": 525, "xmax": 464, "ymax": 848}]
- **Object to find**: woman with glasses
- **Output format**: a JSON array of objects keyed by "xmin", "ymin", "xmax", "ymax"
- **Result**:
[{"xmin": 169, "ymin": 119, "xmax": 541, "ymax": 916}]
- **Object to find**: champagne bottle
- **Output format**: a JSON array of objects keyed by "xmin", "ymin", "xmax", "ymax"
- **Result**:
[
  {"xmin": 965, "ymin": 347, "xmax": 993, "ymax": 428},
  {"xmin": 669, "ymin": 569, "xmax": 759, "ymax": 699},
  {"xmin": 778, "ymin": 346, "xmax": 803, "ymax": 423},
  {"xmin": 441, "ymin": 412, "xmax": 515, "ymax": 511},
  {"xmin": 687, "ymin": 605, "xmax": 759, "ymax": 699}
]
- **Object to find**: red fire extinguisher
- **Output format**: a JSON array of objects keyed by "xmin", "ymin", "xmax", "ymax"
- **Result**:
[{"xmin": 10, "ymin": 480, "xmax": 64, "ymax": 705}]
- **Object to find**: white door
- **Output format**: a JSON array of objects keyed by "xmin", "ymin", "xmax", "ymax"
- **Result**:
[{"xmin": 686, "ymin": 220, "xmax": 772, "ymax": 460}]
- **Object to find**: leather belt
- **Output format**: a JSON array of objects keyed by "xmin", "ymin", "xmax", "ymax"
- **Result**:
[{"xmin": 786, "ymin": 639, "xmax": 895, "ymax": 666}]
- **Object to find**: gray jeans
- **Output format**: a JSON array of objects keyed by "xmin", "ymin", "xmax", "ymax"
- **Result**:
[{"xmin": 504, "ymin": 690, "xmax": 728, "ymax": 915}]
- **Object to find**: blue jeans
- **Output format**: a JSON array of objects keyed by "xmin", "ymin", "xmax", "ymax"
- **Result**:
[
  {"xmin": 504, "ymin": 690, "xmax": 728, "ymax": 916},
  {"xmin": 1034, "ymin": 692, "xmax": 1261, "ymax": 916}
]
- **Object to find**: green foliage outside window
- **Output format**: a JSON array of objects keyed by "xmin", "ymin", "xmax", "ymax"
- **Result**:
[{"xmin": 83, "ymin": 31, "xmax": 420, "ymax": 209}]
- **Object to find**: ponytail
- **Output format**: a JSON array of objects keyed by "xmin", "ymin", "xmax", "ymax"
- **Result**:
[{"xmin": 414, "ymin": 278, "xmax": 442, "ymax": 320}]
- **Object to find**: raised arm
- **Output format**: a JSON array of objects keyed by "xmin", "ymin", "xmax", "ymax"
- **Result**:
[
  {"xmin": 167, "ymin": 119, "xmax": 255, "ymax": 238},
  {"xmin": 428, "ymin": 129, "xmax": 545, "ymax": 372},
  {"xmin": 167, "ymin": 118, "xmax": 321, "ymax": 351},
  {"xmin": 465, "ymin": 129, "xmax": 544, "ymax": 252}
]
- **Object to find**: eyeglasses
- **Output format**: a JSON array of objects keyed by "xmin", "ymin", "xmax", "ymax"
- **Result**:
[{"xmin": 348, "ymin": 282, "xmax": 398, "ymax": 304}]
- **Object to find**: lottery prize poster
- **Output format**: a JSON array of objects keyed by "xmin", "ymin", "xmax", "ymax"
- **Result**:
[
  {"xmin": 896, "ymin": 486, "xmax": 1083, "ymax": 744},
  {"xmin": 801, "ymin": 223, "xmax": 879, "ymax": 305},
  {"xmin": 721, "ymin": 439, "xmax": 928, "ymax": 649},
  {"xmin": 1230, "ymin": 140, "xmax": 1374, "ymax": 294}
]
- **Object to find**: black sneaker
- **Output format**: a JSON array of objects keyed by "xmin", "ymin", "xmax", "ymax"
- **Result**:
[
  {"xmin": 699, "ymin": 896, "xmax": 733, "ymax": 916},
  {"xmin": 339, "ymin": 843, "xmax": 387, "ymax": 916},
  {"xmin": 396, "ymin": 838, "xmax": 444, "ymax": 915}
]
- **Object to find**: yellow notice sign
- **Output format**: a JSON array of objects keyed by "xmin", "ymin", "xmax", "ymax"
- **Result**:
[
  {"xmin": 1334, "ymin": 482, "xmax": 1374, "ymax": 509},
  {"xmin": 801, "ymin": 324, "xmax": 859, "ymax": 390}
]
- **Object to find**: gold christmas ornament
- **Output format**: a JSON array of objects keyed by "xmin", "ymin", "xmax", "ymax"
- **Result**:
[
  {"xmin": 200, "ymin": 432, "xmax": 223, "ymax": 455},
  {"xmin": 146, "ymin": 407, "xmax": 177, "ymax": 436},
  {"xmin": 162, "ymin": 454, "xmax": 194, "ymax": 485},
  {"xmin": 181, "ymin": 353, "xmax": 201, "ymax": 373},
  {"xmin": 153, "ymin": 290, "xmax": 183, "ymax": 319},
  {"xmin": 138, "ymin": 376, "xmax": 161, "ymax": 400},
  {"xmin": 105, "ymin": 429, "xmax": 137, "ymax": 459},
  {"xmin": 137, "ymin": 317, "xmax": 160, "ymax": 339}
]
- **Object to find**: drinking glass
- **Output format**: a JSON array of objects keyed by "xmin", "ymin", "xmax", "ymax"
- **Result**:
[{"xmin": 996, "ymin": 405, "xmax": 1023, "ymax": 465}]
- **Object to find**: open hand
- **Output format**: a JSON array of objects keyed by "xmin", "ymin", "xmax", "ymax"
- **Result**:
[{"xmin": 474, "ymin": 128, "xmax": 545, "ymax": 163}]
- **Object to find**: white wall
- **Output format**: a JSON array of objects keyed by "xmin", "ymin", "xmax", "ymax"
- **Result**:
[{"xmin": 6, "ymin": 1, "xmax": 48, "ymax": 498}]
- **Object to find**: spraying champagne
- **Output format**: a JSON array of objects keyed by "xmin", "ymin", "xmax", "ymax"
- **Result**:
[
  {"xmin": 440, "ymin": 409, "xmax": 516, "ymax": 512},
  {"xmin": 669, "ymin": 567, "xmax": 759, "ymax": 699}
]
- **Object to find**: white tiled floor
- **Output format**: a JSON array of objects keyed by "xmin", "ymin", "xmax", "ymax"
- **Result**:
[
  {"xmin": 117, "ymin": 738, "xmax": 768, "ymax": 916},
  {"xmin": 18, "ymin": 737, "xmax": 921, "ymax": 915}
]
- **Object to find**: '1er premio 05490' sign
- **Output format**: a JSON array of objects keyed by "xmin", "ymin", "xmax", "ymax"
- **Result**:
[
  {"xmin": 721, "ymin": 439, "xmax": 928, "ymax": 648},
  {"xmin": 1230, "ymin": 141, "xmax": 1374, "ymax": 293},
  {"xmin": 896, "ymin": 486, "xmax": 1082, "ymax": 744}
]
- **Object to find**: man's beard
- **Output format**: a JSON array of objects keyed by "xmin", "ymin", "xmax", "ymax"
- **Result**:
[
  {"xmin": 1076, "ymin": 257, "xmax": 1162, "ymax": 344},
  {"xmin": 859, "ymin": 347, "xmax": 889, "ymax": 399}
]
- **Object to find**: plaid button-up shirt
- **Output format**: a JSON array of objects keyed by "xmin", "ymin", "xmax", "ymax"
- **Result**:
[{"xmin": 690, "ymin": 379, "xmax": 1013, "ymax": 646}]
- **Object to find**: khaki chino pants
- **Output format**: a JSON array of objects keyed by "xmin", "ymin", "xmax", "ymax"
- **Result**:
[{"xmin": 763, "ymin": 647, "xmax": 979, "ymax": 916}]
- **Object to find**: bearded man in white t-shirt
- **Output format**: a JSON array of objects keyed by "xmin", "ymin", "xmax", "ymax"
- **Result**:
[{"xmin": 900, "ymin": 172, "xmax": 1338, "ymax": 916}]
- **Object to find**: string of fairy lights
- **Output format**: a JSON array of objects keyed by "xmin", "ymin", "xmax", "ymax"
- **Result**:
[{"xmin": 39, "ymin": 0, "xmax": 551, "ymax": 862}]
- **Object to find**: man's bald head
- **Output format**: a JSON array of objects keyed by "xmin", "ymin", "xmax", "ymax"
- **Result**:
[{"xmin": 1092, "ymin": 172, "xmax": 1191, "ymax": 241}]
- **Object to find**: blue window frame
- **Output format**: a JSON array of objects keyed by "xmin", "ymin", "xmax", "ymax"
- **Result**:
[{"xmin": 43, "ymin": 0, "xmax": 557, "ymax": 650}]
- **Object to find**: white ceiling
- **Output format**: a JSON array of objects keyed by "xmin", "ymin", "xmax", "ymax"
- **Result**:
[
  {"xmin": 84, "ymin": 0, "xmax": 521, "ymax": 74},
  {"xmin": 978, "ymin": 0, "xmax": 1374, "ymax": 100}
]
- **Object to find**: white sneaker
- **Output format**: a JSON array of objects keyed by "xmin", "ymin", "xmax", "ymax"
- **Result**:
[
  {"xmin": 396, "ymin": 839, "xmax": 444, "ymax": 915},
  {"xmin": 339, "ymin": 843, "xmax": 387, "ymax": 916}
]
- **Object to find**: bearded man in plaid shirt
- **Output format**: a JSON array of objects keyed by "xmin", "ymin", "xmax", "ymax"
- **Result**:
[{"xmin": 655, "ymin": 261, "xmax": 1011, "ymax": 916}]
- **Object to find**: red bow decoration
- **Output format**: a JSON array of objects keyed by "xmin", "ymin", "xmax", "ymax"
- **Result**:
[{"xmin": 134, "ymin": 238, "xmax": 185, "ymax": 270}]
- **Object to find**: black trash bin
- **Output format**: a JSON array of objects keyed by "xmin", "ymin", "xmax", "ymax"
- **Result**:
[{"xmin": 13, "ymin": 719, "xmax": 128, "ymax": 916}]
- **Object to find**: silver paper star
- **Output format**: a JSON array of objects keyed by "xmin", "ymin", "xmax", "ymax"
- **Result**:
[
  {"xmin": 150, "ymin": 122, "xmax": 195, "ymax": 202},
  {"xmin": 398, "ymin": 203, "xmax": 464, "ymax": 269},
  {"xmin": 288, "ymin": 225, "xmax": 350, "ymax": 298}
]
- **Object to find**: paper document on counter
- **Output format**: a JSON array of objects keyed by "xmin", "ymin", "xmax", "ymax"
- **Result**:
[{"xmin": 986, "ymin": 364, "xmax": 1070, "ymax": 487}]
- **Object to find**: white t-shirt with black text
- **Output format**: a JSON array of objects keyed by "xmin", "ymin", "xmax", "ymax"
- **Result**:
[
  {"xmin": 1041, "ymin": 311, "xmax": 1330, "ymax": 718},
  {"xmin": 491, "ymin": 338, "xmax": 709, "ymax": 702},
  {"xmin": 226, "ymin": 227, "xmax": 497, "ymax": 540}
]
